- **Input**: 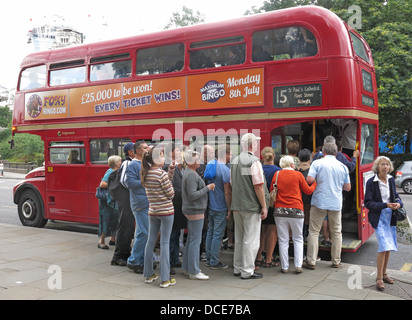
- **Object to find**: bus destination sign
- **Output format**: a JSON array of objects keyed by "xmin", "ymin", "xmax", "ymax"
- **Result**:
[{"xmin": 273, "ymin": 84, "xmax": 322, "ymax": 108}]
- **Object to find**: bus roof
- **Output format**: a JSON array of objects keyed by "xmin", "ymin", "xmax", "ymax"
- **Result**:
[{"xmin": 20, "ymin": 6, "xmax": 353, "ymax": 69}]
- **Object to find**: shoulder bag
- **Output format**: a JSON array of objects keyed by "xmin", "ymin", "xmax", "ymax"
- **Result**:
[
  {"xmin": 95, "ymin": 186, "xmax": 108, "ymax": 200},
  {"xmin": 393, "ymin": 201, "xmax": 407, "ymax": 222},
  {"xmin": 269, "ymin": 171, "xmax": 279, "ymax": 208}
]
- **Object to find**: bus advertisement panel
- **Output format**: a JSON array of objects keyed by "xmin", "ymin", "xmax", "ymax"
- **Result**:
[{"xmin": 24, "ymin": 68, "xmax": 264, "ymax": 120}]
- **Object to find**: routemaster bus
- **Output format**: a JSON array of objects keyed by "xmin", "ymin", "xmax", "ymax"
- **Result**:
[{"xmin": 12, "ymin": 6, "xmax": 378, "ymax": 251}]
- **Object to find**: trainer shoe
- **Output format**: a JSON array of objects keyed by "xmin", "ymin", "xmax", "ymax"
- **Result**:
[
  {"xmin": 189, "ymin": 272, "xmax": 209, "ymax": 280},
  {"xmin": 160, "ymin": 277, "xmax": 176, "ymax": 288},
  {"xmin": 209, "ymin": 262, "xmax": 228, "ymax": 270},
  {"xmin": 145, "ymin": 273, "xmax": 158, "ymax": 284}
]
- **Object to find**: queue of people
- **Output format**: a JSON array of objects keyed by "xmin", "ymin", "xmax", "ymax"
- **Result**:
[{"xmin": 95, "ymin": 133, "xmax": 402, "ymax": 290}]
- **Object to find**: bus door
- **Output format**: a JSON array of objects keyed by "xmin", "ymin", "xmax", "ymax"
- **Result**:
[
  {"xmin": 358, "ymin": 122, "xmax": 377, "ymax": 244},
  {"xmin": 270, "ymin": 127, "xmax": 285, "ymax": 165},
  {"xmin": 46, "ymin": 141, "xmax": 90, "ymax": 223}
]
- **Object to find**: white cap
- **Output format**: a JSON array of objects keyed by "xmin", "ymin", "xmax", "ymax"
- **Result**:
[{"xmin": 241, "ymin": 133, "xmax": 261, "ymax": 145}]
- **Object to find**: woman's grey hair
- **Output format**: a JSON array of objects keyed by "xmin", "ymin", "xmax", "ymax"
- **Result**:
[
  {"xmin": 322, "ymin": 142, "xmax": 338, "ymax": 156},
  {"xmin": 279, "ymin": 155, "xmax": 294, "ymax": 169},
  {"xmin": 108, "ymin": 155, "xmax": 122, "ymax": 169},
  {"xmin": 372, "ymin": 156, "xmax": 394, "ymax": 174},
  {"xmin": 183, "ymin": 149, "xmax": 200, "ymax": 168}
]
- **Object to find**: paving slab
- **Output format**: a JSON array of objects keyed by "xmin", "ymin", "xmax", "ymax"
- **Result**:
[{"xmin": 0, "ymin": 223, "xmax": 411, "ymax": 301}]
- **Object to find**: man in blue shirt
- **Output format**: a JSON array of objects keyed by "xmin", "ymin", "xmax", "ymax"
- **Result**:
[
  {"xmin": 304, "ymin": 142, "xmax": 351, "ymax": 270},
  {"xmin": 126, "ymin": 140, "xmax": 150, "ymax": 273},
  {"xmin": 205, "ymin": 144, "xmax": 232, "ymax": 269}
]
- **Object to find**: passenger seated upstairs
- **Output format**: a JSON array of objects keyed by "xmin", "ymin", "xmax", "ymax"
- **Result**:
[{"xmin": 252, "ymin": 45, "xmax": 272, "ymax": 62}]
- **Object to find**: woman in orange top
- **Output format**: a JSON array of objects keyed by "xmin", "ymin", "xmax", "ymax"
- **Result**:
[{"xmin": 270, "ymin": 155, "xmax": 316, "ymax": 274}]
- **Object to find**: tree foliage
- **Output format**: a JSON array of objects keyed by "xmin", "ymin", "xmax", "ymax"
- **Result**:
[
  {"xmin": 164, "ymin": 6, "xmax": 205, "ymax": 30},
  {"xmin": 0, "ymin": 105, "xmax": 44, "ymax": 164}
]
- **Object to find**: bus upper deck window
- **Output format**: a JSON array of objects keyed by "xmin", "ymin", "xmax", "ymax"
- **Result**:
[
  {"xmin": 19, "ymin": 65, "xmax": 47, "ymax": 90},
  {"xmin": 350, "ymin": 32, "xmax": 370, "ymax": 63},
  {"xmin": 136, "ymin": 43, "xmax": 184, "ymax": 76},
  {"xmin": 190, "ymin": 44, "xmax": 246, "ymax": 69},
  {"xmin": 252, "ymin": 26, "xmax": 317, "ymax": 62},
  {"xmin": 90, "ymin": 54, "xmax": 131, "ymax": 81},
  {"xmin": 50, "ymin": 66, "xmax": 86, "ymax": 86},
  {"xmin": 189, "ymin": 36, "xmax": 246, "ymax": 70}
]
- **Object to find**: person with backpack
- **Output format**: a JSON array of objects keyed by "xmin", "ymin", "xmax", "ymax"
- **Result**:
[
  {"xmin": 126, "ymin": 140, "xmax": 150, "ymax": 274},
  {"xmin": 109, "ymin": 142, "xmax": 135, "ymax": 266},
  {"xmin": 98, "ymin": 155, "xmax": 121, "ymax": 250}
]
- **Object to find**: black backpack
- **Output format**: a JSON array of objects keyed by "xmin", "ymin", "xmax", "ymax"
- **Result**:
[{"xmin": 107, "ymin": 160, "xmax": 130, "ymax": 202}]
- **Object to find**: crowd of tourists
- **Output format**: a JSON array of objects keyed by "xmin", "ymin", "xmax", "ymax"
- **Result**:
[{"xmin": 96, "ymin": 133, "xmax": 403, "ymax": 290}]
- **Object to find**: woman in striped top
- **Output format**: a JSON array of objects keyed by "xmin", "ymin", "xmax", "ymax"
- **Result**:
[{"xmin": 141, "ymin": 146, "xmax": 176, "ymax": 288}]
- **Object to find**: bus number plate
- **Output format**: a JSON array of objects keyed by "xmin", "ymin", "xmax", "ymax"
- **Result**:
[{"xmin": 273, "ymin": 84, "xmax": 322, "ymax": 108}]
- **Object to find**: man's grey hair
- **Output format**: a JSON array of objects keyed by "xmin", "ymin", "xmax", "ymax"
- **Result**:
[
  {"xmin": 323, "ymin": 135, "xmax": 336, "ymax": 144},
  {"xmin": 322, "ymin": 142, "xmax": 338, "ymax": 156}
]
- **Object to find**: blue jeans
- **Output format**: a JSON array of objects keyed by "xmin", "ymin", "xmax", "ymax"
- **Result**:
[
  {"xmin": 182, "ymin": 218, "xmax": 204, "ymax": 275},
  {"xmin": 169, "ymin": 228, "xmax": 182, "ymax": 266},
  {"xmin": 206, "ymin": 209, "xmax": 227, "ymax": 266},
  {"xmin": 144, "ymin": 215, "xmax": 174, "ymax": 282},
  {"xmin": 127, "ymin": 207, "xmax": 149, "ymax": 266}
]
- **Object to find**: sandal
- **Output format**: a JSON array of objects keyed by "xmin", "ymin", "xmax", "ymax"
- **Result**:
[
  {"xmin": 383, "ymin": 274, "xmax": 395, "ymax": 284},
  {"xmin": 376, "ymin": 278, "xmax": 385, "ymax": 291},
  {"xmin": 255, "ymin": 259, "xmax": 264, "ymax": 267},
  {"xmin": 263, "ymin": 260, "xmax": 279, "ymax": 268}
]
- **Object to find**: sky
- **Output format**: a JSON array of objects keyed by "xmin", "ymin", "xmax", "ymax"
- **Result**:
[{"xmin": 0, "ymin": 0, "xmax": 264, "ymax": 90}]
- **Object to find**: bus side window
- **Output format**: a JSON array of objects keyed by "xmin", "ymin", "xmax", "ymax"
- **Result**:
[
  {"xmin": 252, "ymin": 26, "xmax": 317, "ymax": 62},
  {"xmin": 190, "ymin": 44, "xmax": 246, "ymax": 69},
  {"xmin": 19, "ymin": 65, "xmax": 47, "ymax": 90},
  {"xmin": 90, "ymin": 139, "xmax": 131, "ymax": 164},
  {"xmin": 50, "ymin": 66, "xmax": 86, "ymax": 86},
  {"xmin": 49, "ymin": 142, "xmax": 85, "ymax": 165},
  {"xmin": 136, "ymin": 43, "xmax": 185, "ymax": 76},
  {"xmin": 90, "ymin": 60, "xmax": 131, "ymax": 81},
  {"xmin": 360, "ymin": 124, "xmax": 375, "ymax": 165}
]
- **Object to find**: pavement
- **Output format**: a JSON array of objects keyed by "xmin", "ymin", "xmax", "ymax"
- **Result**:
[
  {"xmin": 0, "ymin": 222, "xmax": 411, "ymax": 301},
  {"xmin": 2, "ymin": 170, "xmax": 411, "ymax": 302}
]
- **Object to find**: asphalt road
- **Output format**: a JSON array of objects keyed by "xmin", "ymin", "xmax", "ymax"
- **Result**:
[{"xmin": 1, "ymin": 176, "xmax": 411, "ymax": 272}]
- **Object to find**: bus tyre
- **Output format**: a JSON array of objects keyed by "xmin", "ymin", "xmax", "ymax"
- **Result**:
[
  {"xmin": 18, "ymin": 189, "xmax": 47, "ymax": 228},
  {"xmin": 402, "ymin": 180, "xmax": 412, "ymax": 195}
]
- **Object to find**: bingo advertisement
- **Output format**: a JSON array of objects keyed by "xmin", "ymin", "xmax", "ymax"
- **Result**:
[{"xmin": 24, "ymin": 67, "xmax": 264, "ymax": 121}]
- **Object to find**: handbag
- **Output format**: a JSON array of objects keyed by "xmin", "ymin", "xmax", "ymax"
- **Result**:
[
  {"xmin": 95, "ymin": 186, "xmax": 108, "ymax": 200},
  {"xmin": 393, "ymin": 206, "xmax": 407, "ymax": 222},
  {"xmin": 269, "ymin": 171, "xmax": 279, "ymax": 208}
]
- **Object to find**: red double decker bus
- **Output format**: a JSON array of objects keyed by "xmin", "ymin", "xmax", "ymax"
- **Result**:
[{"xmin": 12, "ymin": 6, "xmax": 378, "ymax": 251}]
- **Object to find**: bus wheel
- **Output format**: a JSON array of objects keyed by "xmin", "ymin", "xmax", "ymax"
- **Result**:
[
  {"xmin": 402, "ymin": 180, "xmax": 412, "ymax": 195},
  {"xmin": 18, "ymin": 190, "xmax": 47, "ymax": 228}
]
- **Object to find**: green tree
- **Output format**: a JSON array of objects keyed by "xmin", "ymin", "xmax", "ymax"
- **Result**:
[
  {"xmin": 164, "ymin": 6, "xmax": 205, "ymax": 30},
  {"xmin": 0, "ymin": 105, "xmax": 44, "ymax": 164},
  {"xmin": 0, "ymin": 132, "xmax": 44, "ymax": 164},
  {"xmin": 0, "ymin": 105, "xmax": 12, "ymax": 128}
]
